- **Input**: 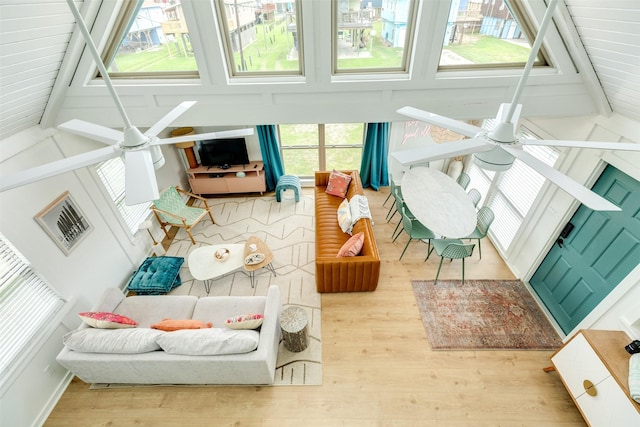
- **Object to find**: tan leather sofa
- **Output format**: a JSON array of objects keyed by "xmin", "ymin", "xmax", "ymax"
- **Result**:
[{"xmin": 314, "ymin": 170, "xmax": 380, "ymax": 292}]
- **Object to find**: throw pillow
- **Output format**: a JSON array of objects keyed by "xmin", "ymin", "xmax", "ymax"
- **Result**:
[
  {"xmin": 337, "ymin": 231, "xmax": 364, "ymax": 257},
  {"xmin": 325, "ymin": 170, "xmax": 352, "ymax": 198},
  {"xmin": 78, "ymin": 312, "xmax": 137, "ymax": 329},
  {"xmin": 337, "ymin": 198, "xmax": 353, "ymax": 234},
  {"xmin": 126, "ymin": 256, "xmax": 185, "ymax": 295},
  {"xmin": 225, "ymin": 313, "xmax": 264, "ymax": 330},
  {"xmin": 150, "ymin": 319, "xmax": 213, "ymax": 331},
  {"xmin": 156, "ymin": 328, "xmax": 259, "ymax": 356},
  {"xmin": 63, "ymin": 328, "xmax": 164, "ymax": 353}
]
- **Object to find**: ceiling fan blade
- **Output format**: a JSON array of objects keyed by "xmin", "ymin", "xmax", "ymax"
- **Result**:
[
  {"xmin": 522, "ymin": 139, "xmax": 640, "ymax": 152},
  {"xmin": 502, "ymin": 146, "xmax": 621, "ymax": 211},
  {"xmin": 391, "ymin": 138, "xmax": 493, "ymax": 166},
  {"xmin": 144, "ymin": 101, "xmax": 197, "ymax": 138},
  {"xmin": 397, "ymin": 106, "xmax": 482, "ymax": 138},
  {"xmin": 0, "ymin": 146, "xmax": 119, "ymax": 192},
  {"xmin": 58, "ymin": 119, "xmax": 124, "ymax": 145},
  {"xmin": 155, "ymin": 128, "xmax": 255, "ymax": 146},
  {"xmin": 123, "ymin": 150, "xmax": 160, "ymax": 206}
]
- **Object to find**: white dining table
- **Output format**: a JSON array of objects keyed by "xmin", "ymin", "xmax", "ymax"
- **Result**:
[{"xmin": 400, "ymin": 167, "xmax": 477, "ymax": 238}]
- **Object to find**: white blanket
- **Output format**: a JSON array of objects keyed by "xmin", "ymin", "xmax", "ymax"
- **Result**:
[{"xmin": 630, "ymin": 353, "xmax": 640, "ymax": 403}]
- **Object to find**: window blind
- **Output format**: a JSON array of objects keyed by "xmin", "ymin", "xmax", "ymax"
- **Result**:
[
  {"xmin": 0, "ymin": 235, "xmax": 65, "ymax": 379},
  {"xmin": 468, "ymin": 121, "xmax": 559, "ymax": 252},
  {"xmin": 95, "ymin": 157, "xmax": 151, "ymax": 234}
]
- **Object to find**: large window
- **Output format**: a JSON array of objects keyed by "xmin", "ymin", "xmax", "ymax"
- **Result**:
[
  {"xmin": 467, "ymin": 122, "xmax": 559, "ymax": 251},
  {"xmin": 439, "ymin": 0, "xmax": 548, "ymax": 69},
  {"xmin": 333, "ymin": 0, "xmax": 417, "ymax": 74},
  {"xmin": 216, "ymin": 0, "xmax": 303, "ymax": 76},
  {"xmin": 278, "ymin": 123, "xmax": 364, "ymax": 177},
  {"xmin": 95, "ymin": 157, "xmax": 151, "ymax": 234},
  {"xmin": 0, "ymin": 234, "xmax": 66, "ymax": 383},
  {"xmin": 105, "ymin": 1, "xmax": 198, "ymax": 76}
]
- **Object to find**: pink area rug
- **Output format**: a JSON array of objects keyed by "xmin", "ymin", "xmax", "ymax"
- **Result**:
[{"xmin": 412, "ymin": 280, "xmax": 562, "ymax": 350}]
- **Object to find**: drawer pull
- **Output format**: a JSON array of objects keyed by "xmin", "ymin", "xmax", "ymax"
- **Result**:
[{"xmin": 583, "ymin": 379, "xmax": 597, "ymax": 397}]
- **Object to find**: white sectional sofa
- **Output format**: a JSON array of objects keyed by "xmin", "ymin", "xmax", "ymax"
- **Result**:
[{"xmin": 56, "ymin": 285, "xmax": 281, "ymax": 385}]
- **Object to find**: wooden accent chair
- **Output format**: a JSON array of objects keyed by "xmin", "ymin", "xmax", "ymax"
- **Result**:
[{"xmin": 150, "ymin": 186, "xmax": 214, "ymax": 245}]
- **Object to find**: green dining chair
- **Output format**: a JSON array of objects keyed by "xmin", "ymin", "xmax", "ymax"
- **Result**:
[
  {"xmin": 384, "ymin": 178, "xmax": 400, "ymax": 209},
  {"xmin": 426, "ymin": 239, "xmax": 476, "ymax": 284},
  {"xmin": 395, "ymin": 206, "xmax": 436, "ymax": 260},
  {"xmin": 386, "ymin": 184, "xmax": 404, "ymax": 223},
  {"xmin": 464, "ymin": 206, "xmax": 495, "ymax": 259},
  {"xmin": 456, "ymin": 172, "xmax": 471, "ymax": 190},
  {"xmin": 468, "ymin": 188, "xmax": 481, "ymax": 208}
]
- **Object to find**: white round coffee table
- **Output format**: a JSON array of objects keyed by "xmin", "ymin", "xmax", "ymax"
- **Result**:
[{"xmin": 187, "ymin": 244, "xmax": 245, "ymax": 293}]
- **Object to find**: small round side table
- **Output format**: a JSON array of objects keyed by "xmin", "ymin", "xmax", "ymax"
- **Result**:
[{"xmin": 280, "ymin": 306, "xmax": 309, "ymax": 352}]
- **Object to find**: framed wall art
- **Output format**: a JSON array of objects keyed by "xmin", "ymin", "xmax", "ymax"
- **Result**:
[{"xmin": 35, "ymin": 191, "xmax": 93, "ymax": 256}]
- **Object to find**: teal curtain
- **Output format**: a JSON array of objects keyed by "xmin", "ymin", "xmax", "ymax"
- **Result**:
[
  {"xmin": 360, "ymin": 122, "xmax": 390, "ymax": 190},
  {"xmin": 256, "ymin": 125, "xmax": 284, "ymax": 191}
]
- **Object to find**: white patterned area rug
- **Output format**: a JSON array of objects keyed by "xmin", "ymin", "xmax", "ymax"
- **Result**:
[{"xmin": 164, "ymin": 193, "xmax": 321, "ymax": 386}]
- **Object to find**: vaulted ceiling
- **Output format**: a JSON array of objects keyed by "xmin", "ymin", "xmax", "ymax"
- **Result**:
[{"xmin": 0, "ymin": 0, "xmax": 639, "ymax": 141}]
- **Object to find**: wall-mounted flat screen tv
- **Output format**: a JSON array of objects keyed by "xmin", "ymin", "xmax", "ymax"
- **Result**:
[{"xmin": 198, "ymin": 138, "xmax": 250, "ymax": 168}]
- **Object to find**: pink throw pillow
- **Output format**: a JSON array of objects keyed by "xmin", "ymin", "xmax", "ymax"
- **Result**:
[
  {"xmin": 78, "ymin": 312, "xmax": 137, "ymax": 329},
  {"xmin": 325, "ymin": 170, "xmax": 352, "ymax": 198},
  {"xmin": 225, "ymin": 313, "xmax": 264, "ymax": 330},
  {"xmin": 337, "ymin": 232, "xmax": 364, "ymax": 257}
]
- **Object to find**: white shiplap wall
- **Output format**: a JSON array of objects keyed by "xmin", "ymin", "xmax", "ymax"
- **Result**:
[
  {"xmin": 0, "ymin": 0, "xmax": 78, "ymax": 140},
  {"xmin": 564, "ymin": 0, "xmax": 640, "ymax": 122}
]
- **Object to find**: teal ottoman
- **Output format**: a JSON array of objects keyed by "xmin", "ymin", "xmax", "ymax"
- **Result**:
[{"xmin": 276, "ymin": 175, "xmax": 301, "ymax": 202}]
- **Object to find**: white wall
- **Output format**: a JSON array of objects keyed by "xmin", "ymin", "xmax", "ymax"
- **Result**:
[
  {"xmin": 0, "ymin": 123, "xmax": 263, "ymax": 427},
  {"xmin": 502, "ymin": 113, "xmax": 640, "ymax": 341},
  {"xmin": 0, "ymin": 126, "xmax": 156, "ymax": 427}
]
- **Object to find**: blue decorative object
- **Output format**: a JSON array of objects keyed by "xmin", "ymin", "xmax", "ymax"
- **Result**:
[
  {"xmin": 276, "ymin": 175, "xmax": 301, "ymax": 202},
  {"xmin": 126, "ymin": 256, "xmax": 184, "ymax": 295}
]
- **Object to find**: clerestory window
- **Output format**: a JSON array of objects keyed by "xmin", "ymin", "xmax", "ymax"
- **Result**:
[
  {"xmin": 332, "ymin": 0, "xmax": 418, "ymax": 74},
  {"xmin": 215, "ymin": 0, "xmax": 304, "ymax": 77},
  {"xmin": 104, "ymin": 0, "xmax": 199, "ymax": 77},
  {"xmin": 439, "ymin": 0, "xmax": 549, "ymax": 70}
]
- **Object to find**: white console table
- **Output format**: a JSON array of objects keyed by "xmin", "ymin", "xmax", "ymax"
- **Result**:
[{"xmin": 547, "ymin": 329, "xmax": 640, "ymax": 426}]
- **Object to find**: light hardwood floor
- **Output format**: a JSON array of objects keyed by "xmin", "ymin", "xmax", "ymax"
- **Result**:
[{"xmin": 45, "ymin": 187, "xmax": 585, "ymax": 426}]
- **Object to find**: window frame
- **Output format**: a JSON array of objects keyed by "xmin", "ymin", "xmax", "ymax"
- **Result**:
[
  {"xmin": 437, "ymin": 0, "xmax": 552, "ymax": 72},
  {"xmin": 0, "ymin": 234, "xmax": 68, "ymax": 389},
  {"xmin": 468, "ymin": 120, "xmax": 559, "ymax": 253},
  {"xmin": 331, "ymin": 0, "xmax": 419, "ymax": 75},
  {"xmin": 277, "ymin": 123, "xmax": 365, "ymax": 178},
  {"xmin": 214, "ymin": 0, "xmax": 305, "ymax": 78},
  {"xmin": 101, "ymin": 0, "xmax": 201, "ymax": 79},
  {"xmin": 94, "ymin": 157, "xmax": 152, "ymax": 235}
]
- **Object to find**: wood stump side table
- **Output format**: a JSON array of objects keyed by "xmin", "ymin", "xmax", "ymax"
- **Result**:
[{"xmin": 280, "ymin": 306, "xmax": 309, "ymax": 352}]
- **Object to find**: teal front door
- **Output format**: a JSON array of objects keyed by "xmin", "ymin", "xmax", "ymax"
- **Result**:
[{"xmin": 530, "ymin": 165, "xmax": 640, "ymax": 334}]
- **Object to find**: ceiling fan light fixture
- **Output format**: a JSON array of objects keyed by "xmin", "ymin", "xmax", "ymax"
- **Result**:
[
  {"xmin": 122, "ymin": 126, "xmax": 149, "ymax": 148},
  {"xmin": 487, "ymin": 121, "xmax": 516, "ymax": 143},
  {"xmin": 473, "ymin": 147, "xmax": 515, "ymax": 172},
  {"xmin": 150, "ymin": 145, "xmax": 165, "ymax": 170}
]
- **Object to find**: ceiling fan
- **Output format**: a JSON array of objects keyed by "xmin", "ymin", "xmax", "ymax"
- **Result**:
[
  {"xmin": 392, "ymin": 0, "xmax": 639, "ymax": 211},
  {"xmin": 0, "ymin": 0, "xmax": 253, "ymax": 206}
]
